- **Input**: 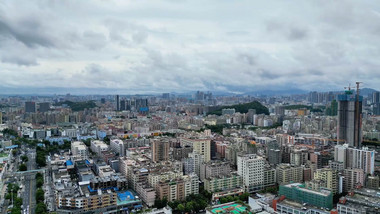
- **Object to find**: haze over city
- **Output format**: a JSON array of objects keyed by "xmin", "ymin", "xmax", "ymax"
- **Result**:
[{"xmin": 1, "ymin": 0, "xmax": 380, "ymax": 94}]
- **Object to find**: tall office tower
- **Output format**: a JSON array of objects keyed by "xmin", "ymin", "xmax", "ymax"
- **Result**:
[
  {"xmin": 25, "ymin": 101, "xmax": 36, "ymax": 113},
  {"xmin": 162, "ymin": 93, "xmax": 170, "ymax": 99},
  {"xmin": 337, "ymin": 89, "xmax": 363, "ymax": 148},
  {"xmin": 115, "ymin": 95, "xmax": 120, "ymax": 111},
  {"xmin": 237, "ymin": 154, "xmax": 264, "ymax": 192},
  {"xmin": 100, "ymin": 98, "xmax": 106, "ymax": 104},
  {"xmin": 135, "ymin": 98, "xmax": 148, "ymax": 114},
  {"xmin": 372, "ymin": 91, "xmax": 380, "ymax": 104},
  {"xmin": 152, "ymin": 140, "xmax": 169, "ymax": 162},
  {"xmin": 39, "ymin": 102, "xmax": 50, "ymax": 112},
  {"xmin": 120, "ymin": 100, "xmax": 126, "ymax": 111},
  {"xmin": 0, "ymin": 112, "xmax": 2, "ymax": 124}
]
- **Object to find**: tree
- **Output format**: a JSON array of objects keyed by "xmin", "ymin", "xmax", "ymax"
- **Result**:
[
  {"xmin": 36, "ymin": 188, "xmax": 45, "ymax": 203},
  {"xmin": 19, "ymin": 163, "xmax": 27, "ymax": 171},
  {"xmin": 35, "ymin": 202, "xmax": 47, "ymax": 214},
  {"xmin": 177, "ymin": 204, "xmax": 185, "ymax": 213},
  {"xmin": 154, "ymin": 198, "xmax": 167, "ymax": 209},
  {"xmin": 239, "ymin": 192, "xmax": 250, "ymax": 201},
  {"xmin": 21, "ymin": 155, "xmax": 28, "ymax": 162},
  {"xmin": 185, "ymin": 201, "xmax": 194, "ymax": 213}
]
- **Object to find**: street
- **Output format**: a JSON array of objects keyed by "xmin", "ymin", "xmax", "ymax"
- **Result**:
[{"xmin": 22, "ymin": 149, "xmax": 36, "ymax": 214}]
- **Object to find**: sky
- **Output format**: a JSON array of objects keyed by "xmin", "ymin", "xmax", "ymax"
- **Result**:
[{"xmin": 0, "ymin": 0, "xmax": 380, "ymax": 95}]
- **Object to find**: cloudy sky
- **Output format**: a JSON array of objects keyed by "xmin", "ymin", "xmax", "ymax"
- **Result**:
[{"xmin": 0, "ymin": 0, "xmax": 379, "ymax": 94}]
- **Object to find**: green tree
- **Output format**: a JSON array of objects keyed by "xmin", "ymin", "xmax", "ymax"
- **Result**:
[
  {"xmin": 185, "ymin": 201, "xmax": 194, "ymax": 213},
  {"xmin": 35, "ymin": 202, "xmax": 47, "ymax": 214},
  {"xmin": 239, "ymin": 192, "xmax": 250, "ymax": 201},
  {"xmin": 19, "ymin": 163, "xmax": 27, "ymax": 171},
  {"xmin": 177, "ymin": 204, "xmax": 185, "ymax": 213},
  {"xmin": 21, "ymin": 155, "xmax": 28, "ymax": 162},
  {"xmin": 36, "ymin": 188, "xmax": 45, "ymax": 203}
]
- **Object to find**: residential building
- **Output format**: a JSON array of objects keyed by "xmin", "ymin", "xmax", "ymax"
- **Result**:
[
  {"xmin": 237, "ymin": 154, "xmax": 264, "ymax": 192},
  {"xmin": 204, "ymin": 173, "xmax": 242, "ymax": 193},
  {"xmin": 279, "ymin": 183, "xmax": 333, "ymax": 209},
  {"xmin": 71, "ymin": 141, "xmax": 88, "ymax": 159},
  {"xmin": 181, "ymin": 138, "xmax": 211, "ymax": 162},
  {"xmin": 152, "ymin": 140, "xmax": 170, "ymax": 162},
  {"xmin": 276, "ymin": 164, "xmax": 303, "ymax": 185},
  {"xmin": 200, "ymin": 161, "xmax": 230, "ymax": 181},
  {"xmin": 110, "ymin": 139, "xmax": 125, "ymax": 156},
  {"xmin": 91, "ymin": 140, "xmax": 109, "ymax": 156},
  {"xmin": 314, "ymin": 168, "xmax": 339, "ymax": 194}
]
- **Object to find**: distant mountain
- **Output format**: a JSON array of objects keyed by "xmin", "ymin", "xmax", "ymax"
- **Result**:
[{"xmin": 360, "ymin": 88, "xmax": 378, "ymax": 97}]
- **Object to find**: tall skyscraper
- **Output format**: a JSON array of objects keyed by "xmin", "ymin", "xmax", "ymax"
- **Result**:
[
  {"xmin": 120, "ymin": 100, "xmax": 126, "ymax": 111},
  {"xmin": 39, "ymin": 102, "xmax": 50, "ymax": 112},
  {"xmin": 115, "ymin": 95, "xmax": 120, "ymax": 111},
  {"xmin": 372, "ymin": 91, "xmax": 380, "ymax": 104},
  {"xmin": 25, "ymin": 101, "xmax": 36, "ymax": 113},
  {"xmin": 152, "ymin": 140, "xmax": 169, "ymax": 162},
  {"xmin": 0, "ymin": 112, "xmax": 2, "ymax": 124},
  {"xmin": 337, "ymin": 89, "xmax": 363, "ymax": 148}
]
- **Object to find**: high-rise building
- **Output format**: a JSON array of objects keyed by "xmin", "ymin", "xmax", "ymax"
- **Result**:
[
  {"xmin": 115, "ymin": 95, "xmax": 120, "ymax": 111},
  {"xmin": 337, "ymin": 90, "xmax": 363, "ymax": 148},
  {"xmin": 181, "ymin": 138, "xmax": 211, "ymax": 162},
  {"xmin": 39, "ymin": 102, "xmax": 50, "ymax": 112},
  {"xmin": 151, "ymin": 140, "xmax": 169, "ymax": 162},
  {"xmin": 25, "ymin": 101, "xmax": 36, "ymax": 113},
  {"xmin": 0, "ymin": 112, "xmax": 2, "ymax": 124},
  {"xmin": 135, "ymin": 98, "xmax": 148, "ymax": 114},
  {"xmin": 120, "ymin": 100, "xmax": 126, "ymax": 111},
  {"xmin": 162, "ymin": 93, "xmax": 170, "ymax": 99},
  {"xmin": 276, "ymin": 164, "xmax": 304, "ymax": 185},
  {"xmin": 372, "ymin": 91, "xmax": 380, "ymax": 104},
  {"xmin": 314, "ymin": 168, "xmax": 339, "ymax": 194},
  {"xmin": 334, "ymin": 144, "xmax": 375, "ymax": 175},
  {"xmin": 237, "ymin": 154, "xmax": 264, "ymax": 192},
  {"xmin": 343, "ymin": 168, "xmax": 365, "ymax": 192}
]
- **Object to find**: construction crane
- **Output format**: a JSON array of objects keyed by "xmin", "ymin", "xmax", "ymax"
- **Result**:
[
  {"xmin": 355, "ymin": 82, "xmax": 362, "ymax": 148},
  {"xmin": 344, "ymin": 83, "xmax": 351, "ymax": 91}
]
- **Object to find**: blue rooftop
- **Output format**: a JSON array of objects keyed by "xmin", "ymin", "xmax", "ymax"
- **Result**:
[
  {"xmin": 5, "ymin": 145, "xmax": 18, "ymax": 149},
  {"xmin": 66, "ymin": 160, "xmax": 73, "ymax": 166}
]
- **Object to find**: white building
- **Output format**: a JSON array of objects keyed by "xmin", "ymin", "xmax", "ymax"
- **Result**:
[
  {"xmin": 71, "ymin": 141, "xmax": 88, "ymax": 159},
  {"xmin": 110, "ymin": 139, "xmax": 125, "ymax": 156},
  {"xmin": 237, "ymin": 154, "xmax": 264, "ymax": 192},
  {"xmin": 91, "ymin": 140, "xmax": 109, "ymax": 156},
  {"xmin": 334, "ymin": 144, "xmax": 376, "ymax": 175}
]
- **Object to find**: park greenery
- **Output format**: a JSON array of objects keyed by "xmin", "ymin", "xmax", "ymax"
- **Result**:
[
  {"xmin": 54, "ymin": 100, "xmax": 97, "ymax": 111},
  {"xmin": 207, "ymin": 101, "xmax": 269, "ymax": 116}
]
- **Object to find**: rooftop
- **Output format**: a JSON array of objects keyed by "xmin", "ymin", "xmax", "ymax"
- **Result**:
[{"xmin": 208, "ymin": 202, "xmax": 251, "ymax": 214}]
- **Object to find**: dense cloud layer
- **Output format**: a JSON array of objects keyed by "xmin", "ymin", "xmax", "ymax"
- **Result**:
[{"xmin": 0, "ymin": 0, "xmax": 379, "ymax": 94}]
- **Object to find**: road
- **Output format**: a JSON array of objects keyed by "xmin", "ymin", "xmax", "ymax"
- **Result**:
[{"xmin": 22, "ymin": 149, "xmax": 36, "ymax": 214}]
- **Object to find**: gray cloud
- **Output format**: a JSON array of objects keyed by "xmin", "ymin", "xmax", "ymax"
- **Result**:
[{"xmin": 0, "ymin": 0, "xmax": 379, "ymax": 94}]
